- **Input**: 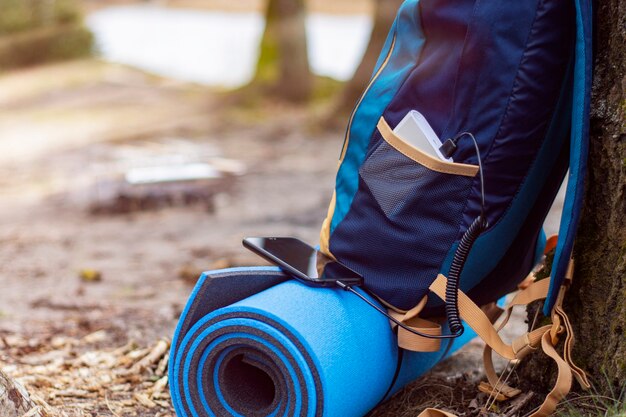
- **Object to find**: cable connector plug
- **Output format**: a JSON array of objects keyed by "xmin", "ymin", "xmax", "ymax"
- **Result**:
[
  {"xmin": 439, "ymin": 138, "xmax": 458, "ymax": 159},
  {"xmin": 335, "ymin": 281, "xmax": 351, "ymax": 291}
]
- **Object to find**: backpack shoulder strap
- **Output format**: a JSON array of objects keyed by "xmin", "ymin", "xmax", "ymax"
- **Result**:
[{"xmin": 545, "ymin": 0, "xmax": 593, "ymax": 314}]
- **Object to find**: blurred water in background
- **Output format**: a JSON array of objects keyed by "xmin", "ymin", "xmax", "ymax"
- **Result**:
[{"xmin": 86, "ymin": 5, "xmax": 373, "ymax": 87}]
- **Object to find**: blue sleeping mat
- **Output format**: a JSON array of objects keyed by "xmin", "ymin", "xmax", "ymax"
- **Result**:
[{"xmin": 169, "ymin": 267, "xmax": 475, "ymax": 417}]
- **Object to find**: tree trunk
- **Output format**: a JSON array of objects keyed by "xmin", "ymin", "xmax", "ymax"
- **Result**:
[
  {"xmin": 254, "ymin": 0, "xmax": 312, "ymax": 103},
  {"xmin": 332, "ymin": 0, "xmax": 403, "ymax": 118},
  {"xmin": 565, "ymin": 0, "xmax": 625, "ymax": 392},
  {"xmin": 518, "ymin": 0, "xmax": 625, "ymax": 403}
]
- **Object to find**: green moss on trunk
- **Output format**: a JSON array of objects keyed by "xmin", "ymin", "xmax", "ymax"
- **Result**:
[
  {"xmin": 0, "ymin": 0, "xmax": 82, "ymax": 35},
  {"xmin": 252, "ymin": 0, "xmax": 313, "ymax": 103},
  {"xmin": 0, "ymin": 0, "xmax": 93, "ymax": 70},
  {"xmin": 0, "ymin": 24, "xmax": 93, "ymax": 70}
]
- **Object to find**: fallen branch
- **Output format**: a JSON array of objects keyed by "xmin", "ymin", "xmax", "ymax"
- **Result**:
[
  {"xmin": 0, "ymin": 368, "xmax": 54, "ymax": 417},
  {"xmin": 503, "ymin": 391, "xmax": 534, "ymax": 417}
]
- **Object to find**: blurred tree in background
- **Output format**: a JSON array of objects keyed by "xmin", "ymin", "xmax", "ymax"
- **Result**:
[
  {"xmin": 0, "ymin": 0, "xmax": 93, "ymax": 70},
  {"xmin": 254, "ymin": 0, "xmax": 313, "ymax": 103},
  {"xmin": 252, "ymin": 0, "xmax": 403, "ymax": 109},
  {"xmin": 0, "ymin": 0, "xmax": 80, "ymax": 35},
  {"xmin": 333, "ymin": 0, "xmax": 403, "ymax": 117}
]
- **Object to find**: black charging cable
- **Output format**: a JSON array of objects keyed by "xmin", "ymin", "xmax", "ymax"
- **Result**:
[
  {"xmin": 334, "ymin": 131, "xmax": 488, "ymax": 340},
  {"xmin": 439, "ymin": 132, "xmax": 488, "ymax": 337},
  {"xmin": 336, "ymin": 281, "xmax": 462, "ymax": 339},
  {"xmin": 439, "ymin": 132, "xmax": 486, "ymax": 218}
]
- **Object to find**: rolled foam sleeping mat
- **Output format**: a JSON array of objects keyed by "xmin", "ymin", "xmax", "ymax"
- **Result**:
[{"xmin": 170, "ymin": 267, "xmax": 476, "ymax": 417}]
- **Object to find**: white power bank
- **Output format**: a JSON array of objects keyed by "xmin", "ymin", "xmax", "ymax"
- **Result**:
[{"xmin": 393, "ymin": 110, "xmax": 452, "ymax": 162}]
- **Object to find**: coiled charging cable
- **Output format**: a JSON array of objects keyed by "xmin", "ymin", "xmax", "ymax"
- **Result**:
[
  {"xmin": 335, "ymin": 131, "xmax": 487, "ymax": 340},
  {"xmin": 440, "ymin": 132, "xmax": 488, "ymax": 337}
]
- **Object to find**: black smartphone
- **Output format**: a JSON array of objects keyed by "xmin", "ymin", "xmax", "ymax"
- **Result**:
[{"xmin": 242, "ymin": 237, "xmax": 363, "ymax": 287}]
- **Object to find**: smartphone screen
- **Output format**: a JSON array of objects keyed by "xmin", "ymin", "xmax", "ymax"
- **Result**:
[{"xmin": 243, "ymin": 237, "xmax": 362, "ymax": 285}]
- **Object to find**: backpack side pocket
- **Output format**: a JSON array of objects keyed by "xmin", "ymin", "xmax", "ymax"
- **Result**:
[{"xmin": 328, "ymin": 117, "xmax": 478, "ymax": 309}]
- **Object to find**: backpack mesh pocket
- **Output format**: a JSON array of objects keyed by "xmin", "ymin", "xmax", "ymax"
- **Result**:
[{"xmin": 328, "ymin": 118, "xmax": 477, "ymax": 309}]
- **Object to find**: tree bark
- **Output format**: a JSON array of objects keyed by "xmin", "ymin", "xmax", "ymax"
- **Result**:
[
  {"xmin": 254, "ymin": 0, "xmax": 312, "ymax": 103},
  {"xmin": 565, "ymin": 0, "xmax": 625, "ymax": 392},
  {"xmin": 332, "ymin": 0, "xmax": 403, "ymax": 118},
  {"xmin": 518, "ymin": 0, "xmax": 625, "ymax": 402}
]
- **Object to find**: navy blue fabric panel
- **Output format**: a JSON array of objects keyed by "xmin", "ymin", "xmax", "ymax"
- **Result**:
[
  {"xmin": 429, "ymin": 58, "xmax": 575, "ymax": 312},
  {"xmin": 461, "ymin": 140, "xmax": 570, "ymax": 310},
  {"xmin": 421, "ymin": 134, "xmax": 568, "ymax": 319},
  {"xmin": 383, "ymin": 0, "xmax": 574, "ymax": 233},
  {"xmin": 459, "ymin": 0, "xmax": 576, "ymax": 234},
  {"xmin": 383, "ymin": 0, "xmax": 476, "ymax": 135},
  {"xmin": 329, "ymin": 134, "xmax": 473, "ymax": 309}
]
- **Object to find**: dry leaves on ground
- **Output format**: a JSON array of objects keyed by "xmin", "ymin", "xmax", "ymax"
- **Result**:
[{"xmin": 1, "ymin": 331, "xmax": 174, "ymax": 417}]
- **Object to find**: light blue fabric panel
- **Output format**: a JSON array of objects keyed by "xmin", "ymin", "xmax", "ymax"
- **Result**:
[
  {"xmin": 535, "ymin": 229, "xmax": 547, "ymax": 265},
  {"xmin": 331, "ymin": 0, "xmax": 426, "ymax": 233},
  {"xmin": 546, "ymin": 0, "xmax": 592, "ymax": 314}
]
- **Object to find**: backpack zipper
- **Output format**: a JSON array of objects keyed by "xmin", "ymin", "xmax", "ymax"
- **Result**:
[{"xmin": 339, "ymin": 32, "xmax": 397, "ymax": 161}]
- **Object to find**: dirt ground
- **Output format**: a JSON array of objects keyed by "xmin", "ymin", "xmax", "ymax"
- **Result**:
[
  {"xmin": 0, "ymin": 59, "xmax": 549, "ymax": 416},
  {"xmin": 0, "ymin": 58, "xmax": 369, "ymax": 415},
  {"xmin": 0, "ymin": 59, "xmax": 338, "ymax": 333}
]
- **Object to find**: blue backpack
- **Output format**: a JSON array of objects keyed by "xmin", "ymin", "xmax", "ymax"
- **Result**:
[
  {"xmin": 320, "ymin": 0, "xmax": 591, "ymax": 319},
  {"xmin": 170, "ymin": 1, "xmax": 593, "ymax": 416}
]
